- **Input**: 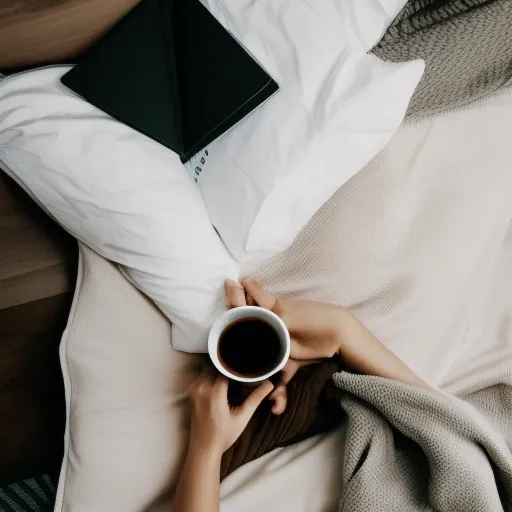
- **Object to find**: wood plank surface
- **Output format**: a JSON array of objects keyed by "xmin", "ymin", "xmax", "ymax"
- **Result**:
[
  {"xmin": 0, "ymin": 0, "xmax": 141, "ymax": 69},
  {"xmin": 0, "ymin": 174, "xmax": 77, "ymax": 308},
  {"xmin": 0, "ymin": 172, "xmax": 77, "ymax": 483}
]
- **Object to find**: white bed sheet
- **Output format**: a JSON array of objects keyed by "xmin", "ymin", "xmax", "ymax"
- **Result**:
[{"xmin": 220, "ymin": 427, "xmax": 347, "ymax": 512}]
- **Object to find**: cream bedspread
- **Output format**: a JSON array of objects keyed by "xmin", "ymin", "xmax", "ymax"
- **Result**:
[{"xmin": 224, "ymin": 86, "xmax": 512, "ymax": 510}]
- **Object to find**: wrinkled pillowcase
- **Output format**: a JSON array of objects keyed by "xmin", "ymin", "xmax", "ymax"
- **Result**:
[
  {"xmin": 0, "ymin": 67, "xmax": 239, "ymax": 353},
  {"xmin": 188, "ymin": 0, "xmax": 424, "ymax": 264}
]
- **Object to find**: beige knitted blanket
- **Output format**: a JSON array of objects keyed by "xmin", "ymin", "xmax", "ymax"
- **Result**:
[
  {"xmin": 249, "ymin": 85, "xmax": 512, "ymax": 511},
  {"xmin": 333, "ymin": 374, "xmax": 512, "ymax": 511}
]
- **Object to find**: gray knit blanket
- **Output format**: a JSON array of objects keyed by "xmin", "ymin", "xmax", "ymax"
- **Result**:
[
  {"xmin": 333, "ymin": 373, "xmax": 512, "ymax": 511},
  {"xmin": 372, "ymin": 0, "xmax": 512, "ymax": 118}
]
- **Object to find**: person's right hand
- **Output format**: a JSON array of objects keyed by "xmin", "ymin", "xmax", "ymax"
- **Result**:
[
  {"xmin": 225, "ymin": 278, "xmax": 347, "ymax": 414},
  {"xmin": 188, "ymin": 367, "xmax": 274, "ymax": 455}
]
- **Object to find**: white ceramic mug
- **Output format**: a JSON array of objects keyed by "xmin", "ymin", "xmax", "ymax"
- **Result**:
[{"xmin": 208, "ymin": 306, "xmax": 290, "ymax": 383}]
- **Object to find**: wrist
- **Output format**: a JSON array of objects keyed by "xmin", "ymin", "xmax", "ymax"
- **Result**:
[{"xmin": 187, "ymin": 433, "xmax": 224, "ymax": 462}]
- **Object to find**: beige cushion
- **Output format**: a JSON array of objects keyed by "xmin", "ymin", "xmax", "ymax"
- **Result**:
[{"xmin": 56, "ymin": 244, "xmax": 346, "ymax": 511}]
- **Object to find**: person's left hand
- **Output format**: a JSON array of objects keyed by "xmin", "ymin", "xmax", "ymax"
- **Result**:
[{"xmin": 188, "ymin": 368, "xmax": 274, "ymax": 455}]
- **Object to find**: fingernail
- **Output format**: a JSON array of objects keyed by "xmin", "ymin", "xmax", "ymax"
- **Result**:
[
  {"xmin": 226, "ymin": 279, "xmax": 237, "ymax": 287},
  {"xmin": 243, "ymin": 277, "xmax": 253, "ymax": 283}
]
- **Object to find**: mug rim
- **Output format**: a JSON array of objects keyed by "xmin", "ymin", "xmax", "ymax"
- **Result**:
[{"xmin": 208, "ymin": 305, "xmax": 291, "ymax": 383}]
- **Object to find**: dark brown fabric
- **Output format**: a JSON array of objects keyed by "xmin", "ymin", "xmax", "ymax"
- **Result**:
[
  {"xmin": 0, "ymin": 0, "xmax": 141, "ymax": 70},
  {"xmin": 221, "ymin": 358, "xmax": 344, "ymax": 480}
]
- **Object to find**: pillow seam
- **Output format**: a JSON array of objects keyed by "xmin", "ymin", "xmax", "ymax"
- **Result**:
[{"xmin": 53, "ymin": 245, "xmax": 86, "ymax": 510}]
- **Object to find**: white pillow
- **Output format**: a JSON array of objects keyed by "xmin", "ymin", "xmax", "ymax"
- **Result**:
[
  {"xmin": 0, "ymin": 67, "xmax": 239, "ymax": 353},
  {"xmin": 187, "ymin": 0, "xmax": 424, "ymax": 263},
  {"xmin": 56, "ymin": 243, "xmax": 347, "ymax": 512}
]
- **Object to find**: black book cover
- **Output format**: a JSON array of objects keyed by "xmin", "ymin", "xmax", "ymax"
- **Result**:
[{"xmin": 61, "ymin": 0, "xmax": 279, "ymax": 162}]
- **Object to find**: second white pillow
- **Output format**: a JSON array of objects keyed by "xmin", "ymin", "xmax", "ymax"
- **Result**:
[{"xmin": 188, "ymin": 0, "xmax": 424, "ymax": 264}]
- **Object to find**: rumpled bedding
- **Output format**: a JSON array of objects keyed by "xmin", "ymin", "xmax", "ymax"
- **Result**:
[
  {"xmin": 222, "ymin": 0, "xmax": 512, "ymax": 491},
  {"xmin": 243, "ymin": 84, "xmax": 512, "ymax": 511}
]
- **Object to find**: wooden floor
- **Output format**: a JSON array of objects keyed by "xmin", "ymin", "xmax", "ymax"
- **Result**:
[{"xmin": 0, "ymin": 173, "xmax": 77, "ymax": 484}]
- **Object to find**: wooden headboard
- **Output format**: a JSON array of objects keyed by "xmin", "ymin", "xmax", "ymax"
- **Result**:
[{"xmin": 0, "ymin": 0, "xmax": 141, "ymax": 70}]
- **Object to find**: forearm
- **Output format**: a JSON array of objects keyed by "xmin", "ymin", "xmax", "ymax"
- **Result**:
[
  {"xmin": 173, "ymin": 443, "xmax": 221, "ymax": 512},
  {"xmin": 336, "ymin": 310, "xmax": 428, "ymax": 388}
]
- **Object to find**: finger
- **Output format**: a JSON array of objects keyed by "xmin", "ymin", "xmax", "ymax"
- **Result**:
[
  {"xmin": 267, "ymin": 358, "xmax": 324, "ymax": 413},
  {"xmin": 241, "ymin": 278, "xmax": 276, "ymax": 310},
  {"xmin": 192, "ymin": 366, "xmax": 215, "ymax": 383},
  {"xmin": 267, "ymin": 360, "xmax": 300, "ymax": 415},
  {"xmin": 213, "ymin": 374, "xmax": 229, "ymax": 400},
  {"xmin": 279, "ymin": 359, "xmax": 301, "ymax": 385},
  {"xmin": 269, "ymin": 385, "xmax": 287, "ymax": 415},
  {"xmin": 189, "ymin": 366, "xmax": 217, "ymax": 396},
  {"xmin": 225, "ymin": 279, "xmax": 247, "ymax": 308},
  {"xmin": 200, "ymin": 366, "xmax": 219, "ymax": 387},
  {"xmin": 240, "ymin": 380, "xmax": 275, "ymax": 418}
]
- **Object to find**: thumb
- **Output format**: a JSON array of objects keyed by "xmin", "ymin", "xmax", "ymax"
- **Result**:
[
  {"xmin": 241, "ymin": 278, "xmax": 276, "ymax": 311},
  {"xmin": 240, "ymin": 380, "xmax": 274, "ymax": 419}
]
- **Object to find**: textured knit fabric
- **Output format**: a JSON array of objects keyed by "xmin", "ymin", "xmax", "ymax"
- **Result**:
[
  {"xmin": 332, "ymin": 373, "xmax": 512, "ymax": 511},
  {"xmin": 372, "ymin": 0, "xmax": 512, "ymax": 117},
  {"xmin": 247, "ymin": 85, "xmax": 512, "ymax": 510}
]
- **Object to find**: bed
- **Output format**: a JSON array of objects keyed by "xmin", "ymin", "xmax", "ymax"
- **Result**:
[{"xmin": 1, "ymin": 0, "xmax": 512, "ymax": 510}]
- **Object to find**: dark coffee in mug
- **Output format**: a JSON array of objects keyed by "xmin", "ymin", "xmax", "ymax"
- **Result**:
[{"xmin": 218, "ymin": 318, "xmax": 282, "ymax": 378}]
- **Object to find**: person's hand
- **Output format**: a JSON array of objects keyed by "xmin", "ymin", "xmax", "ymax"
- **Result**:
[
  {"xmin": 188, "ymin": 367, "xmax": 274, "ymax": 455},
  {"xmin": 225, "ymin": 278, "xmax": 347, "ymax": 415}
]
